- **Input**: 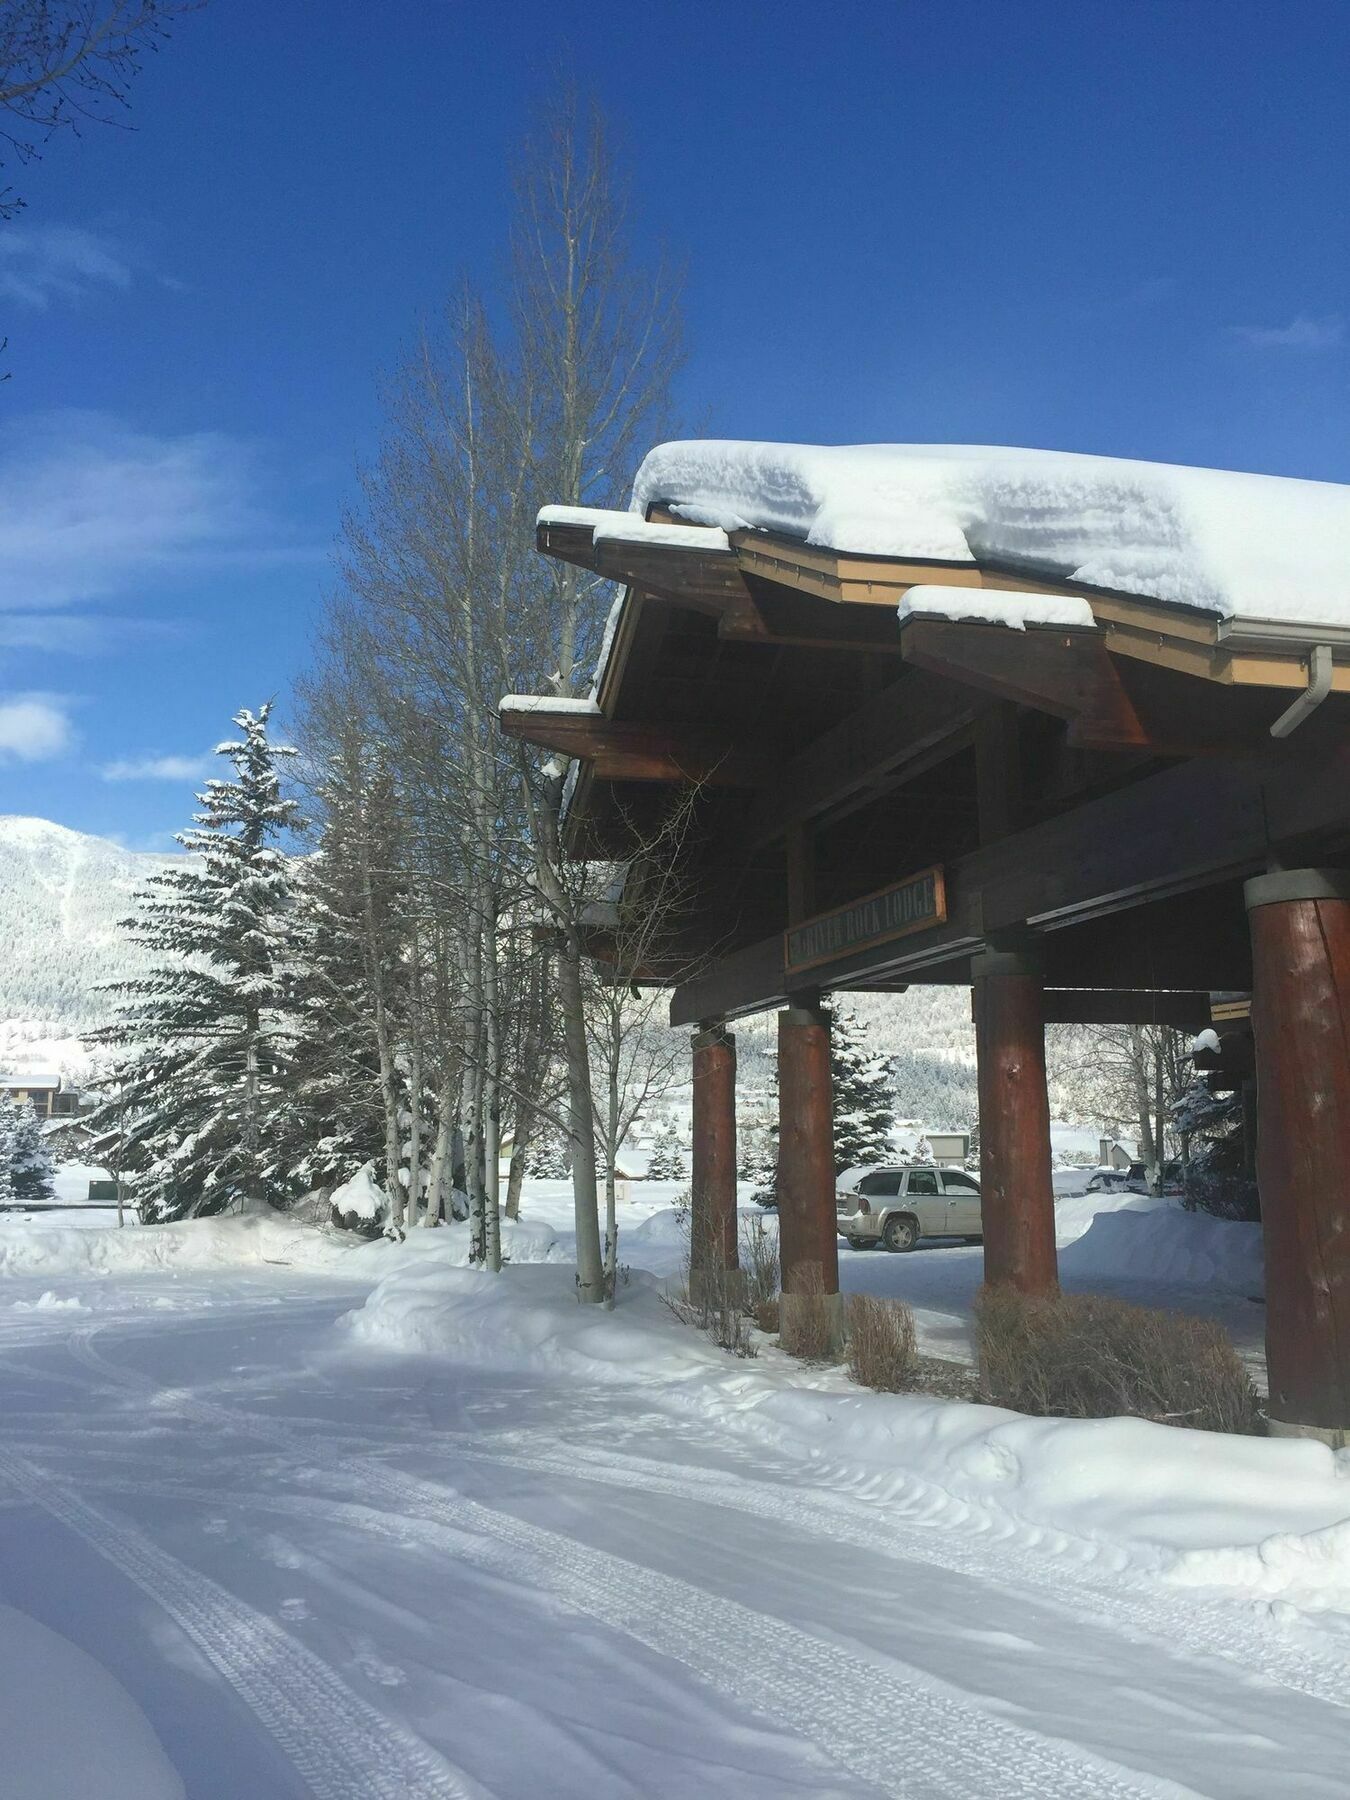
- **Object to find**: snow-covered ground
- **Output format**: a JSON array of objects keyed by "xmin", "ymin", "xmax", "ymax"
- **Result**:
[{"xmin": 1, "ymin": 1187, "xmax": 1342, "ymax": 1799}]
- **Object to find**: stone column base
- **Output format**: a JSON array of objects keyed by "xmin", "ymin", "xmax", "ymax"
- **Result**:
[
  {"xmin": 1267, "ymin": 1416, "xmax": 1350, "ymax": 1450},
  {"xmin": 780, "ymin": 1288, "xmax": 845, "ymax": 1358}
]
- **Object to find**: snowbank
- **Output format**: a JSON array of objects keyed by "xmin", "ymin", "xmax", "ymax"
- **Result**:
[
  {"xmin": 1060, "ymin": 1203, "xmax": 1263, "ymax": 1294},
  {"xmin": 0, "ymin": 1210, "xmax": 561, "ymax": 1281},
  {"xmin": 632, "ymin": 439, "xmax": 1350, "ymax": 626},
  {"xmin": 0, "ymin": 1602, "xmax": 184, "ymax": 1799},
  {"xmin": 1053, "ymin": 1189, "xmax": 1165, "ymax": 1243},
  {"xmin": 339, "ymin": 1257, "xmax": 1350, "ymax": 1612},
  {"xmin": 345, "ymin": 1262, "xmax": 727, "ymax": 1382}
]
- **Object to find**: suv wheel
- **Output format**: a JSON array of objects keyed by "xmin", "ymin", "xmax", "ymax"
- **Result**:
[{"xmin": 882, "ymin": 1214, "xmax": 918, "ymax": 1253}]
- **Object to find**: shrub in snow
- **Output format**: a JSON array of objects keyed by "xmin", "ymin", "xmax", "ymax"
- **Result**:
[
  {"xmin": 329, "ymin": 1162, "xmax": 389, "ymax": 1240},
  {"xmin": 844, "ymin": 1293, "xmax": 919, "ymax": 1394},
  {"xmin": 739, "ymin": 1212, "xmax": 779, "ymax": 1317},
  {"xmin": 975, "ymin": 1286, "xmax": 1260, "ymax": 1435}
]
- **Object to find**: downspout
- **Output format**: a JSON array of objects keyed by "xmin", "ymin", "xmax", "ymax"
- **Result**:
[{"xmin": 1270, "ymin": 644, "xmax": 1333, "ymax": 738}]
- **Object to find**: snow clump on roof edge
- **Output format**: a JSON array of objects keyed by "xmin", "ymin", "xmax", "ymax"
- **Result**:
[{"xmin": 631, "ymin": 440, "xmax": 1350, "ymax": 627}]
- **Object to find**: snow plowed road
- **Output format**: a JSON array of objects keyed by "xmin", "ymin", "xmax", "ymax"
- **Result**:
[{"xmin": 0, "ymin": 1269, "xmax": 1346, "ymax": 1799}]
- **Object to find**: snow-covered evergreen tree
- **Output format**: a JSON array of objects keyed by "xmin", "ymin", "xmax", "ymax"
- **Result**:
[
  {"xmin": 0, "ymin": 1093, "xmax": 16, "ymax": 1204},
  {"xmin": 737, "ymin": 1121, "xmax": 775, "ymax": 1183},
  {"xmin": 281, "ymin": 750, "xmax": 405, "ymax": 1193},
  {"xmin": 527, "ymin": 1131, "xmax": 570, "ymax": 1178},
  {"xmin": 646, "ymin": 1119, "xmax": 686, "ymax": 1179},
  {"xmin": 86, "ymin": 705, "xmax": 303, "ymax": 1222},
  {"xmin": 9, "ymin": 1098, "xmax": 54, "ymax": 1199},
  {"xmin": 829, "ymin": 1005, "xmax": 895, "ymax": 1173}
]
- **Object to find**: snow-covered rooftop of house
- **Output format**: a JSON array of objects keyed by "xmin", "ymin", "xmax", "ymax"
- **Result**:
[{"xmin": 631, "ymin": 440, "xmax": 1350, "ymax": 627}]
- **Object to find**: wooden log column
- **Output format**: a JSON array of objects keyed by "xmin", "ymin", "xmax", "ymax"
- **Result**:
[
  {"xmin": 690, "ymin": 1024, "xmax": 739, "ymax": 1301},
  {"xmin": 973, "ymin": 945, "xmax": 1058, "ymax": 1294},
  {"xmin": 777, "ymin": 1001, "xmax": 843, "ymax": 1350},
  {"xmin": 1245, "ymin": 869, "xmax": 1350, "ymax": 1440}
]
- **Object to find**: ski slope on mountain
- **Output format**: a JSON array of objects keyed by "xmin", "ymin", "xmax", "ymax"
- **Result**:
[{"xmin": 0, "ymin": 816, "xmax": 181, "ymax": 1042}]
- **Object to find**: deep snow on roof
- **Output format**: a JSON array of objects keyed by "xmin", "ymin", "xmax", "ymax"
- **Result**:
[{"xmin": 631, "ymin": 441, "xmax": 1350, "ymax": 627}]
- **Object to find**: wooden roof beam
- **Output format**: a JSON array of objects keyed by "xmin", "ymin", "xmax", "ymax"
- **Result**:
[
  {"xmin": 499, "ymin": 706, "xmax": 781, "ymax": 788},
  {"xmin": 747, "ymin": 671, "xmax": 980, "ymax": 849},
  {"xmin": 899, "ymin": 617, "xmax": 1264, "ymax": 754}
]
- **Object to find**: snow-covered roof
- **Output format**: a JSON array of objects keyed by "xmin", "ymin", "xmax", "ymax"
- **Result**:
[
  {"xmin": 0, "ymin": 1072, "xmax": 62, "ymax": 1090},
  {"xmin": 631, "ymin": 441, "xmax": 1350, "ymax": 629},
  {"xmin": 591, "ymin": 518, "xmax": 731, "ymax": 554},
  {"xmin": 899, "ymin": 588, "xmax": 1096, "ymax": 632},
  {"xmin": 498, "ymin": 694, "xmax": 601, "ymax": 717}
]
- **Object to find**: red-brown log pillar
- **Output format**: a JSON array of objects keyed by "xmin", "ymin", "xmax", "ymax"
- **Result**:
[
  {"xmin": 973, "ymin": 945, "xmax": 1058, "ymax": 1295},
  {"xmin": 690, "ymin": 1023, "xmax": 739, "ymax": 1301},
  {"xmin": 1245, "ymin": 869, "xmax": 1350, "ymax": 1441},
  {"xmin": 777, "ymin": 1001, "xmax": 843, "ymax": 1350}
]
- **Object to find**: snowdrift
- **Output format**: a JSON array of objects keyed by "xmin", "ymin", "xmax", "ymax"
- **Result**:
[
  {"xmin": 0, "ymin": 1602, "xmax": 184, "ymax": 1799},
  {"xmin": 342, "ymin": 1257, "xmax": 1350, "ymax": 1614},
  {"xmin": 0, "ymin": 1211, "xmax": 561, "ymax": 1281},
  {"xmin": 1060, "ymin": 1203, "xmax": 1263, "ymax": 1294}
]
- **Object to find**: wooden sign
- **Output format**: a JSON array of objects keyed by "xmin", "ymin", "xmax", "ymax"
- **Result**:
[{"xmin": 784, "ymin": 866, "xmax": 946, "ymax": 977}]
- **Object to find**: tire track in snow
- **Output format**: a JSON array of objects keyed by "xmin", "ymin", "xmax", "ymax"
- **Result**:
[
  {"xmin": 0, "ymin": 1448, "xmax": 487, "ymax": 1800},
  {"xmin": 157, "ymin": 1465, "xmax": 1193, "ymax": 1800},
  {"xmin": 60, "ymin": 1324, "xmax": 1189, "ymax": 1799},
  {"xmin": 441, "ymin": 1433, "xmax": 1350, "ymax": 1715},
  {"xmin": 64, "ymin": 1320, "xmax": 1350, "ymax": 1724}
]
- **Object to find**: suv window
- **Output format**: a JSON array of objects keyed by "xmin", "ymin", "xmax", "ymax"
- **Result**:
[
  {"xmin": 941, "ymin": 1171, "xmax": 980, "ymax": 1193},
  {"xmin": 857, "ymin": 1171, "xmax": 903, "ymax": 1198},
  {"xmin": 905, "ymin": 1170, "xmax": 940, "ymax": 1196}
]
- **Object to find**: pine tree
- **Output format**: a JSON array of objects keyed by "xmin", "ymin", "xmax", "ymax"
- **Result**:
[
  {"xmin": 0, "ymin": 1094, "xmax": 16, "ymax": 1205},
  {"xmin": 87, "ymin": 705, "xmax": 303, "ymax": 1222},
  {"xmin": 829, "ymin": 1006, "xmax": 895, "ymax": 1174},
  {"xmin": 283, "ymin": 747, "xmax": 405, "ymax": 1194},
  {"xmin": 646, "ymin": 1119, "xmax": 686, "ymax": 1179},
  {"xmin": 527, "ymin": 1131, "xmax": 571, "ymax": 1178},
  {"xmin": 9, "ymin": 1098, "xmax": 54, "ymax": 1200}
]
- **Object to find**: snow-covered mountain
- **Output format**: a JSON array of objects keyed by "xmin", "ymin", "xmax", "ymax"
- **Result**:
[{"xmin": 0, "ymin": 817, "xmax": 182, "ymax": 1050}]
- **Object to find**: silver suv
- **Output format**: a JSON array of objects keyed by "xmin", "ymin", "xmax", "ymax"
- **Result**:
[{"xmin": 836, "ymin": 1165, "xmax": 983, "ymax": 1253}]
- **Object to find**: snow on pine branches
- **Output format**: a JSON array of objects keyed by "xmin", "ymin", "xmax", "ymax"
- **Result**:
[
  {"xmin": 829, "ymin": 1005, "xmax": 896, "ymax": 1173},
  {"xmin": 86, "ymin": 706, "xmax": 303, "ymax": 1222},
  {"xmin": 0, "ymin": 1093, "xmax": 55, "ymax": 1201}
]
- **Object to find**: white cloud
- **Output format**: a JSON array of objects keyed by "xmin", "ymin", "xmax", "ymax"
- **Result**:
[
  {"xmin": 100, "ymin": 751, "xmax": 213, "ymax": 782},
  {"xmin": 0, "ymin": 225, "xmax": 132, "ymax": 309},
  {"xmin": 0, "ymin": 410, "xmax": 320, "ymax": 615},
  {"xmin": 0, "ymin": 694, "xmax": 74, "ymax": 762},
  {"xmin": 1228, "ymin": 314, "xmax": 1344, "ymax": 350}
]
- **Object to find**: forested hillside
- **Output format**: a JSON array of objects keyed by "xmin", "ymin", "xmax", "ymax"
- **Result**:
[{"xmin": 0, "ymin": 817, "xmax": 181, "ymax": 1031}]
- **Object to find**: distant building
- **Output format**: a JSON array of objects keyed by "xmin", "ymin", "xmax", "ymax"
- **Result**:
[
  {"xmin": 1097, "ymin": 1137, "xmax": 1135, "ymax": 1170},
  {"xmin": 0, "ymin": 1073, "xmax": 84, "ymax": 1120}
]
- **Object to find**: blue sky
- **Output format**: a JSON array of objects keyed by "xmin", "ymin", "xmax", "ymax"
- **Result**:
[{"xmin": 2, "ymin": 0, "xmax": 1347, "ymax": 847}]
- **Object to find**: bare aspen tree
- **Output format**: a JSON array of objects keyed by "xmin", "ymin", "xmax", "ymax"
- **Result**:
[
  {"xmin": 299, "ymin": 88, "xmax": 683, "ymax": 1298},
  {"xmin": 0, "ymin": 0, "xmax": 196, "ymax": 220}
]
